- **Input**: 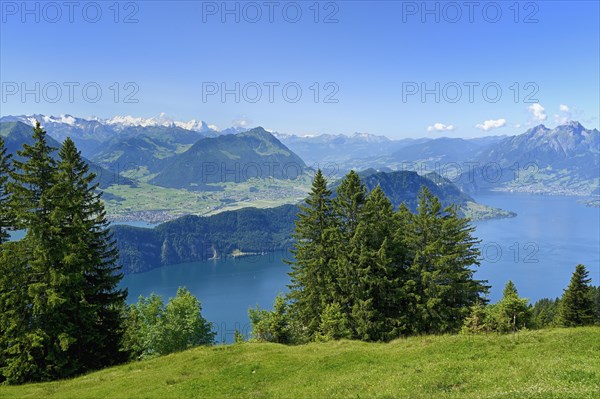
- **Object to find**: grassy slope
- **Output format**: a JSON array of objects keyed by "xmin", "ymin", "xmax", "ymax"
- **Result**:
[{"xmin": 1, "ymin": 328, "xmax": 599, "ymax": 399}]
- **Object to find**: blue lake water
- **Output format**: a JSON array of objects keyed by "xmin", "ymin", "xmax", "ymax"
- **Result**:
[
  {"xmin": 121, "ymin": 252, "xmax": 292, "ymax": 343},
  {"xmin": 9, "ymin": 194, "xmax": 599, "ymax": 342},
  {"xmin": 472, "ymin": 193, "xmax": 599, "ymax": 302},
  {"xmin": 121, "ymin": 193, "xmax": 600, "ymax": 342}
]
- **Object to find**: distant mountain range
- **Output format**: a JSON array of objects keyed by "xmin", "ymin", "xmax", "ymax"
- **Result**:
[
  {"xmin": 0, "ymin": 121, "xmax": 134, "ymax": 189},
  {"xmin": 1, "ymin": 114, "xmax": 597, "ymax": 197},
  {"xmin": 273, "ymin": 132, "xmax": 430, "ymax": 164},
  {"xmin": 458, "ymin": 121, "xmax": 600, "ymax": 195}
]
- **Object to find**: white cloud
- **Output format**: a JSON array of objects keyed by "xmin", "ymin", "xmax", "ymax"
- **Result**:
[
  {"xmin": 528, "ymin": 103, "xmax": 547, "ymax": 122},
  {"xmin": 232, "ymin": 118, "xmax": 250, "ymax": 128},
  {"xmin": 476, "ymin": 118, "xmax": 506, "ymax": 131},
  {"xmin": 208, "ymin": 124, "xmax": 220, "ymax": 131},
  {"xmin": 554, "ymin": 104, "xmax": 572, "ymax": 124},
  {"xmin": 427, "ymin": 122, "xmax": 455, "ymax": 132}
]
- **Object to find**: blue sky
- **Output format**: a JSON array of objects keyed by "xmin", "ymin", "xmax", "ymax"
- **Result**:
[{"xmin": 1, "ymin": 0, "xmax": 598, "ymax": 138}]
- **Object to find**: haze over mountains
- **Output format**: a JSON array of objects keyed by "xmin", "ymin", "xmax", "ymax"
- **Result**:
[{"xmin": 1, "ymin": 114, "xmax": 598, "ymax": 198}]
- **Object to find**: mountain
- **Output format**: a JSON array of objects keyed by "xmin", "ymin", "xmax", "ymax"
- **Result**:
[
  {"xmin": 0, "ymin": 114, "xmax": 217, "ymax": 158},
  {"xmin": 337, "ymin": 169, "xmax": 514, "ymax": 220},
  {"xmin": 101, "ymin": 113, "xmax": 217, "ymax": 133},
  {"xmin": 149, "ymin": 127, "xmax": 307, "ymax": 190},
  {"xmin": 273, "ymin": 132, "xmax": 429, "ymax": 165},
  {"xmin": 388, "ymin": 137, "xmax": 488, "ymax": 166},
  {"xmin": 0, "ymin": 114, "xmax": 119, "ymax": 157},
  {"xmin": 91, "ymin": 125, "xmax": 212, "ymax": 175},
  {"xmin": 459, "ymin": 121, "xmax": 600, "ymax": 195},
  {"xmin": 334, "ymin": 135, "xmax": 506, "ymax": 173},
  {"xmin": 112, "ymin": 204, "xmax": 298, "ymax": 274},
  {"xmin": 354, "ymin": 169, "xmax": 474, "ymax": 211},
  {"xmin": 0, "ymin": 121, "xmax": 134, "ymax": 189}
]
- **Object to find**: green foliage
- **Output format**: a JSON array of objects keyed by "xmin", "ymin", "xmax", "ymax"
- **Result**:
[
  {"xmin": 248, "ymin": 294, "xmax": 294, "ymax": 344},
  {"xmin": 234, "ymin": 329, "xmax": 245, "ymax": 344},
  {"xmin": 461, "ymin": 301, "xmax": 493, "ymax": 334},
  {"xmin": 287, "ymin": 169, "xmax": 336, "ymax": 338},
  {"xmin": 462, "ymin": 281, "xmax": 532, "ymax": 334},
  {"xmin": 398, "ymin": 187, "xmax": 488, "ymax": 335},
  {"xmin": 491, "ymin": 281, "xmax": 533, "ymax": 332},
  {"xmin": 316, "ymin": 302, "xmax": 352, "ymax": 342},
  {"xmin": 0, "ymin": 137, "xmax": 12, "ymax": 243},
  {"xmin": 559, "ymin": 264, "xmax": 596, "ymax": 327},
  {"xmin": 123, "ymin": 288, "xmax": 214, "ymax": 359},
  {"xmin": 531, "ymin": 297, "xmax": 561, "ymax": 328},
  {"xmin": 283, "ymin": 171, "xmax": 487, "ymax": 343},
  {"xmin": 0, "ymin": 124, "xmax": 126, "ymax": 384}
]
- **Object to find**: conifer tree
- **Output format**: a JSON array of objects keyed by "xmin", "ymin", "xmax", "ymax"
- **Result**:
[
  {"xmin": 2, "ymin": 121, "xmax": 58, "ymax": 382},
  {"xmin": 351, "ymin": 186, "xmax": 398, "ymax": 340},
  {"xmin": 287, "ymin": 169, "xmax": 335, "ymax": 338},
  {"xmin": 48, "ymin": 137, "xmax": 127, "ymax": 371},
  {"xmin": 493, "ymin": 281, "xmax": 532, "ymax": 332},
  {"xmin": 559, "ymin": 264, "xmax": 595, "ymax": 327},
  {"xmin": 0, "ymin": 137, "xmax": 13, "ymax": 243},
  {"xmin": 0, "ymin": 241, "xmax": 33, "ymax": 383},
  {"xmin": 331, "ymin": 170, "xmax": 366, "ymax": 325},
  {"xmin": 1, "ymin": 128, "xmax": 127, "ymax": 382},
  {"xmin": 400, "ymin": 187, "xmax": 486, "ymax": 334}
]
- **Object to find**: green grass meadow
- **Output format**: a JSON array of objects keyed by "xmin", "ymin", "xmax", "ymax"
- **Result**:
[{"xmin": 1, "ymin": 327, "xmax": 599, "ymax": 399}]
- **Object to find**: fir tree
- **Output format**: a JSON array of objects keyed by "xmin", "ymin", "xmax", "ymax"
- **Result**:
[
  {"xmin": 4, "ymin": 121, "xmax": 60, "ymax": 381},
  {"xmin": 493, "ymin": 281, "xmax": 532, "ymax": 332},
  {"xmin": 48, "ymin": 137, "xmax": 127, "ymax": 371},
  {"xmin": 559, "ymin": 264, "xmax": 596, "ymax": 327},
  {"xmin": 0, "ymin": 241, "xmax": 35, "ymax": 383},
  {"xmin": 331, "ymin": 170, "xmax": 366, "ymax": 327},
  {"xmin": 351, "ymin": 186, "xmax": 399, "ymax": 340},
  {"xmin": 287, "ymin": 169, "xmax": 335, "ymax": 338},
  {"xmin": 316, "ymin": 302, "xmax": 352, "ymax": 341},
  {"xmin": 400, "ymin": 187, "xmax": 487, "ymax": 334},
  {"xmin": 531, "ymin": 298, "xmax": 560, "ymax": 328},
  {"xmin": 0, "ymin": 137, "xmax": 13, "ymax": 243}
]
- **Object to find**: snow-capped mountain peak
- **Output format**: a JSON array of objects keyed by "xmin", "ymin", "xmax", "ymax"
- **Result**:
[{"xmin": 100, "ymin": 113, "xmax": 214, "ymax": 132}]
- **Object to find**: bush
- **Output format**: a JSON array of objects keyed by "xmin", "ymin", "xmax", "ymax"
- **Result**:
[
  {"xmin": 462, "ymin": 281, "xmax": 532, "ymax": 334},
  {"xmin": 123, "ymin": 287, "xmax": 215, "ymax": 359},
  {"xmin": 248, "ymin": 294, "xmax": 298, "ymax": 344}
]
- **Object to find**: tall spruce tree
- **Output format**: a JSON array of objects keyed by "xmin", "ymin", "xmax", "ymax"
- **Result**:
[
  {"xmin": 1, "ymin": 126, "xmax": 127, "ymax": 383},
  {"xmin": 351, "ymin": 186, "xmax": 399, "ymax": 340},
  {"xmin": 400, "ymin": 187, "xmax": 486, "ymax": 334},
  {"xmin": 48, "ymin": 137, "xmax": 127, "ymax": 371},
  {"xmin": 0, "ymin": 137, "xmax": 13, "ymax": 243},
  {"xmin": 287, "ymin": 170, "xmax": 335, "ymax": 338},
  {"xmin": 331, "ymin": 170, "xmax": 366, "ymax": 326},
  {"xmin": 559, "ymin": 264, "xmax": 596, "ymax": 327},
  {"xmin": 3, "ymin": 121, "xmax": 58, "ymax": 382},
  {"xmin": 0, "ymin": 241, "xmax": 35, "ymax": 384}
]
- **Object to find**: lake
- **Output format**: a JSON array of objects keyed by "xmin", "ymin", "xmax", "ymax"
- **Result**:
[
  {"xmin": 473, "ymin": 193, "xmax": 599, "ymax": 301},
  {"xmin": 121, "ymin": 252, "xmax": 292, "ymax": 343},
  {"xmin": 121, "ymin": 193, "xmax": 600, "ymax": 342}
]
